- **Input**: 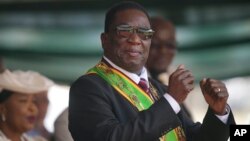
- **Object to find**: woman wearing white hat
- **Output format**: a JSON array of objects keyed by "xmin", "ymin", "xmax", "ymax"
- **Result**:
[{"xmin": 0, "ymin": 69, "xmax": 54, "ymax": 141}]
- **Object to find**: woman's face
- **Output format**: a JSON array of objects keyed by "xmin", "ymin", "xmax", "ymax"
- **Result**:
[{"xmin": 1, "ymin": 92, "xmax": 38, "ymax": 133}]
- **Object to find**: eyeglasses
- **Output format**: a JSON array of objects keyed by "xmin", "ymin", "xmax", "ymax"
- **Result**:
[{"xmin": 115, "ymin": 24, "xmax": 154, "ymax": 40}]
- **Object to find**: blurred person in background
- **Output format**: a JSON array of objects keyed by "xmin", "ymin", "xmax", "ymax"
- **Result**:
[
  {"xmin": 146, "ymin": 17, "xmax": 176, "ymax": 85},
  {"xmin": 54, "ymin": 107, "xmax": 73, "ymax": 141},
  {"xmin": 146, "ymin": 16, "xmax": 192, "ymax": 119},
  {"xmin": 26, "ymin": 92, "xmax": 52, "ymax": 140},
  {"xmin": 0, "ymin": 69, "xmax": 54, "ymax": 141}
]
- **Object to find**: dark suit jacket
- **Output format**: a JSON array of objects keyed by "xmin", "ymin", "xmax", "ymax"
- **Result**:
[{"xmin": 69, "ymin": 74, "xmax": 235, "ymax": 141}]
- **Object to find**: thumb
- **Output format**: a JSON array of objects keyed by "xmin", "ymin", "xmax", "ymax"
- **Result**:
[
  {"xmin": 199, "ymin": 78, "xmax": 207, "ymax": 94},
  {"xmin": 177, "ymin": 64, "xmax": 185, "ymax": 69},
  {"xmin": 200, "ymin": 78, "xmax": 207, "ymax": 86}
]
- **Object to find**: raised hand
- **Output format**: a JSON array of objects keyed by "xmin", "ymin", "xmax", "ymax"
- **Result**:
[
  {"xmin": 199, "ymin": 78, "xmax": 229, "ymax": 115},
  {"xmin": 168, "ymin": 64, "xmax": 194, "ymax": 103}
]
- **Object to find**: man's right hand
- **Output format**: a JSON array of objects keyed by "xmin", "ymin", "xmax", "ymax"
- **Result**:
[{"xmin": 168, "ymin": 64, "xmax": 194, "ymax": 103}]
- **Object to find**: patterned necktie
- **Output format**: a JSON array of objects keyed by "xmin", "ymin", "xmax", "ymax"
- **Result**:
[{"xmin": 138, "ymin": 78, "xmax": 149, "ymax": 93}]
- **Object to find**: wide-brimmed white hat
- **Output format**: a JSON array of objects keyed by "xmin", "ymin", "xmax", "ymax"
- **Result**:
[{"xmin": 0, "ymin": 69, "xmax": 54, "ymax": 94}]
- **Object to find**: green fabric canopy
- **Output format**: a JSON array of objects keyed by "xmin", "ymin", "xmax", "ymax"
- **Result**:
[{"xmin": 1, "ymin": 1, "xmax": 250, "ymax": 84}]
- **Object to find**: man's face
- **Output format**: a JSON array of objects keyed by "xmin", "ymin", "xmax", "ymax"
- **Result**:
[
  {"xmin": 147, "ymin": 21, "xmax": 177, "ymax": 73},
  {"xmin": 102, "ymin": 9, "xmax": 152, "ymax": 74}
]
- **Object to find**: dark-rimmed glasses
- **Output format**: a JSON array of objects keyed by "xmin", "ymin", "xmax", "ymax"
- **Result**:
[{"xmin": 115, "ymin": 24, "xmax": 154, "ymax": 40}]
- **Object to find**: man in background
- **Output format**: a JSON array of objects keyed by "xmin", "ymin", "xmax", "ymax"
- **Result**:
[
  {"xmin": 146, "ymin": 17, "xmax": 192, "ymax": 118},
  {"xmin": 146, "ymin": 17, "xmax": 176, "ymax": 85}
]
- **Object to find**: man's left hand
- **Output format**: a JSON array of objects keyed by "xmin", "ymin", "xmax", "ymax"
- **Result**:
[{"xmin": 200, "ymin": 78, "xmax": 229, "ymax": 115}]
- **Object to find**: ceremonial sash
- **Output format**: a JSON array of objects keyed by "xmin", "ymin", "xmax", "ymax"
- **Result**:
[{"xmin": 87, "ymin": 61, "xmax": 185, "ymax": 141}]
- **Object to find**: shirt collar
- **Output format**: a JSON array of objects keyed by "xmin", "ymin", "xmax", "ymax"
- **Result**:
[{"xmin": 103, "ymin": 56, "xmax": 149, "ymax": 86}]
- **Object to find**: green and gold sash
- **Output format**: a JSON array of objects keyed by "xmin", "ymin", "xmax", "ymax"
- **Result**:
[{"xmin": 87, "ymin": 61, "xmax": 186, "ymax": 141}]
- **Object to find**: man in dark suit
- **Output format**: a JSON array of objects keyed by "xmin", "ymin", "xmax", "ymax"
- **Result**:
[{"xmin": 69, "ymin": 1, "xmax": 235, "ymax": 141}]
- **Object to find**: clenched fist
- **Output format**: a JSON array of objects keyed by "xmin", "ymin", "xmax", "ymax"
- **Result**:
[
  {"xmin": 168, "ymin": 65, "xmax": 194, "ymax": 103},
  {"xmin": 200, "ymin": 78, "xmax": 229, "ymax": 115}
]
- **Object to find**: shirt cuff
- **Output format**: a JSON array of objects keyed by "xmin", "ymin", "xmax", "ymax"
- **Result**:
[
  {"xmin": 163, "ymin": 93, "xmax": 181, "ymax": 114},
  {"xmin": 215, "ymin": 105, "xmax": 230, "ymax": 124}
]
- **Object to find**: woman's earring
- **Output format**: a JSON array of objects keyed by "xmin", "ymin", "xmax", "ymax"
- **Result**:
[{"xmin": 1, "ymin": 114, "xmax": 6, "ymax": 122}]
